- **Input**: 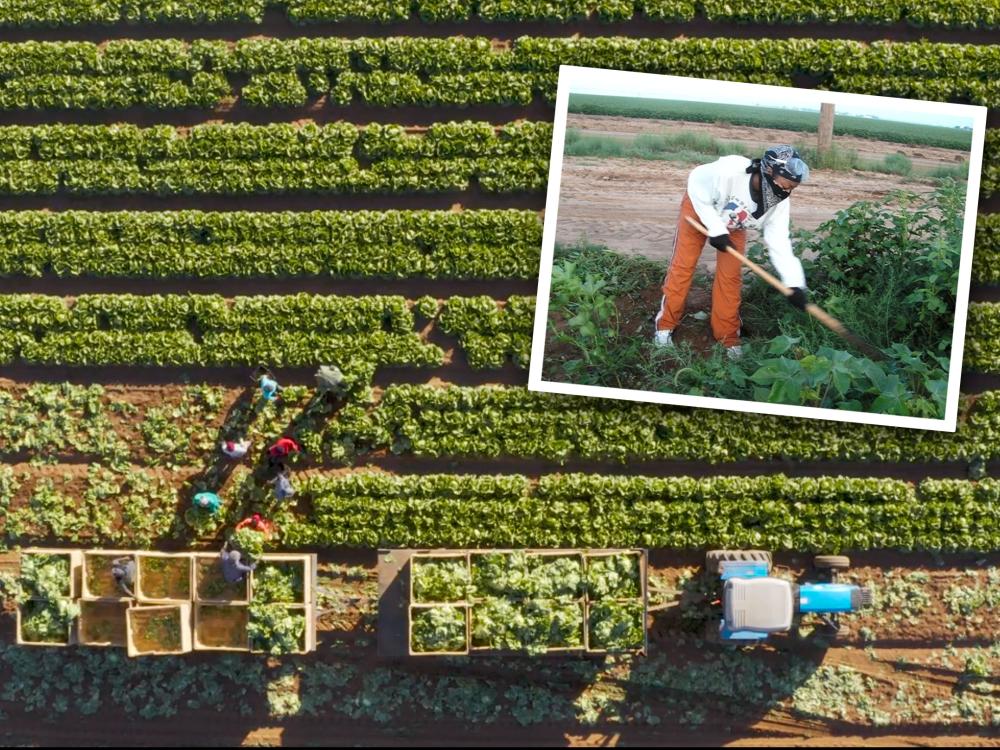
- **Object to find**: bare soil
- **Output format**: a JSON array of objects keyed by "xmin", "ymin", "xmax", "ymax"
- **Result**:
[{"xmin": 555, "ymin": 114, "xmax": 951, "ymax": 269}]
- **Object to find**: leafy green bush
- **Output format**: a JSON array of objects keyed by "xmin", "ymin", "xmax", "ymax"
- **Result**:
[{"xmin": 229, "ymin": 528, "xmax": 265, "ymax": 562}]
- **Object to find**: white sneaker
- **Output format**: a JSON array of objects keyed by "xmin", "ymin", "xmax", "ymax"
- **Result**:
[
  {"xmin": 726, "ymin": 345, "xmax": 743, "ymax": 361},
  {"xmin": 653, "ymin": 329, "xmax": 674, "ymax": 348}
]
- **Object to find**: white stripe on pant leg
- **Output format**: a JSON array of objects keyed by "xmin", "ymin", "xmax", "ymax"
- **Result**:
[{"xmin": 655, "ymin": 217, "xmax": 682, "ymax": 332}]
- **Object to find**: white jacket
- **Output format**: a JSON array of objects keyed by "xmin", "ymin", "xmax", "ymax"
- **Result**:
[{"xmin": 687, "ymin": 155, "xmax": 806, "ymax": 289}]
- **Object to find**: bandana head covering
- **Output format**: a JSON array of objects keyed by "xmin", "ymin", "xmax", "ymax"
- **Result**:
[{"xmin": 751, "ymin": 145, "xmax": 809, "ymax": 213}]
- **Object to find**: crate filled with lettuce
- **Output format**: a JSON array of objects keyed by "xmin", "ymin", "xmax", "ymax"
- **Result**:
[
  {"xmin": 469, "ymin": 550, "xmax": 586, "ymax": 654},
  {"xmin": 583, "ymin": 550, "xmax": 648, "ymax": 654},
  {"xmin": 15, "ymin": 550, "xmax": 81, "ymax": 647},
  {"xmin": 408, "ymin": 552, "xmax": 472, "ymax": 655},
  {"xmin": 247, "ymin": 553, "xmax": 317, "ymax": 655}
]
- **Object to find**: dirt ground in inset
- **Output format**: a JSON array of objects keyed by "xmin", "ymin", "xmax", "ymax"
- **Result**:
[{"xmin": 554, "ymin": 114, "xmax": 958, "ymax": 272}]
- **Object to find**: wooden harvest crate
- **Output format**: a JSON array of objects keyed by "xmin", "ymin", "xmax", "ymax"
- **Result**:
[
  {"xmin": 467, "ymin": 550, "xmax": 586, "ymax": 654},
  {"xmin": 135, "ymin": 552, "xmax": 193, "ymax": 604},
  {"xmin": 82, "ymin": 550, "xmax": 135, "ymax": 601},
  {"xmin": 78, "ymin": 599, "xmax": 129, "ymax": 648},
  {"xmin": 251, "ymin": 552, "xmax": 317, "ymax": 606},
  {"xmin": 248, "ymin": 603, "xmax": 315, "ymax": 655},
  {"xmin": 408, "ymin": 603, "xmax": 471, "ymax": 656},
  {"xmin": 193, "ymin": 553, "xmax": 250, "ymax": 604},
  {"xmin": 409, "ymin": 551, "xmax": 471, "ymax": 605},
  {"xmin": 583, "ymin": 549, "xmax": 649, "ymax": 655},
  {"xmin": 20, "ymin": 548, "xmax": 82, "ymax": 600},
  {"xmin": 15, "ymin": 599, "xmax": 76, "ymax": 647},
  {"xmin": 193, "ymin": 603, "xmax": 250, "ymax": 652},
  {"xmin": 126, "ymin": 603, "xmax": 192, "ymax": 657},
  {"xmin": 469, "ymin": 599, "xmax": 586, "ymax": 655}
]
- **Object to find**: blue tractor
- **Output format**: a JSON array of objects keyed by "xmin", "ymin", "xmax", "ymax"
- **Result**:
[{"xmin": 706, "ymin": 550, "xmax": 873, "ymax": 641}]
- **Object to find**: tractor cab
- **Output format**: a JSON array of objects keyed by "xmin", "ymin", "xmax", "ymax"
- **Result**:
[{"xmin": 707, "ymin": 550, "xmax": 872, "ymax": 642}]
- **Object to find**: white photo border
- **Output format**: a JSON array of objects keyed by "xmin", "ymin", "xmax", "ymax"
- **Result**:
[{"xmin": 527, "ymin": 65, "xmax": 989, "ymax": 433}]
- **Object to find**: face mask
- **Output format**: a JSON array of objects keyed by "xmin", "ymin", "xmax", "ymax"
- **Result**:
[{"xmin": 759, "ymin": 167, "xmax": 791, "ymax": 213}]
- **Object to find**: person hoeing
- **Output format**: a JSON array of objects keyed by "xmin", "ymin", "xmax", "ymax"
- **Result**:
[{"xmin": 653, "ymin": 145, "xmax": 810, "ymax": 360}]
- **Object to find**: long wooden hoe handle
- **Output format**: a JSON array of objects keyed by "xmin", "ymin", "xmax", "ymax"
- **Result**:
[{"xmin": 683, "ymin": 215, "xmax": 884, "ymax": 361}]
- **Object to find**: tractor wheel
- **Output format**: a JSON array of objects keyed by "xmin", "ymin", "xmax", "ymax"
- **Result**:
[
  {"xmin": 814, "ymin": 555, "xmax": 850, "ymax": 570},
  {"xmin": 706, "ymin": 549, "xmax": 772, "ymax": 575}
]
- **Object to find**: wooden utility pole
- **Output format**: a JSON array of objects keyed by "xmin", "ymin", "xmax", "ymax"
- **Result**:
[{"xmin": 818, "ymin": 102, "xmax": 835, "ymax": 156}]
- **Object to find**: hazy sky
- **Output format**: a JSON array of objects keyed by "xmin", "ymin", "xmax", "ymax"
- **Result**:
[{"xmin": 571, "ymin": 75, "xmax": 975, "ymax": 129}]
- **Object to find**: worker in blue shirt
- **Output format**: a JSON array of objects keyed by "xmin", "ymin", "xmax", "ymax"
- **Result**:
[
  {"xmin": 268, "ymin": 466, "xmax": 295, "ymax": 502},
  {"xmin": 259, "ymin": 374, "xmax": 281, "ymax": 402},
  {"xmin": 220, "ymin": 542, "xmax": 256, "ymax": 583}
]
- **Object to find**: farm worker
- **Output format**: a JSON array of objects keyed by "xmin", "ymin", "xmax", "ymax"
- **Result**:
[
  {"xmin": 111, "ymin": 556, "xmax": 136, "ymax": 597},
  {"xmin": 654, "ymin": 145, "xmax": 810, "ymax": 360},
  {"xmin": 220, "ymin": 542, "xmax": 256, "ymax": 583},
  {"xmin": 220, "ymin": 438, "xmax": 251, "ymax": 460},
  {"xmin": 268, "ymin": 467, "xmax": 295, "ymax": 502},
  {"xmin": 259, "ymin": 374, "xmax": 281, "ymax": 402},
  {"xmin": 267, "ymin": 436, "xmax": 301, "ymax": 468},
  {"xmin": 235, "ymin": 513, "xmax": 274, "ymax": 536},
  {"xmin": 193, "ymin": 491, "xmax": 223, "ymax": 515}
]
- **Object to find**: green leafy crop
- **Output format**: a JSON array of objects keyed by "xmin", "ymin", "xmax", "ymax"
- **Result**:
[
  {"xmin": 412, "ymin": 557, "xmax": 473, "ymax": 603},
  {"xmin": 410, "ymin": 605, "xmax": 467, "ymax": 653},
  {"xmin": 587, "ymin": 601, "xmax": 645, "ymax": 651},
  {"xmin": 248, "ymin": 603, "xmax": 306, "ymax": 655},
  {"xmin": 586, "ymin": 554, "xmax": 641, "ymax": 599}
]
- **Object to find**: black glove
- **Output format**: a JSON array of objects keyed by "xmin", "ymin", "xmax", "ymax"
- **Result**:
[
  {"xmin": 787, "ymin": 287, "xmax": 808, "ymax": 310},
  {"xmin": 708, "ymin": 233, "xmax": 732, "ymax": 252}
]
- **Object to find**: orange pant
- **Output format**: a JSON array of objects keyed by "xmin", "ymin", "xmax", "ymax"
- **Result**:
[{"xmin": 655, "ymin": 194, "xmax": 747, "ymax": 348}]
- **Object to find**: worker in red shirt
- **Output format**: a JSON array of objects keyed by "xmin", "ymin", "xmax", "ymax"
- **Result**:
[{"xmin": 267, "ymin": 436, "xmax": 301, "ymax": 469}]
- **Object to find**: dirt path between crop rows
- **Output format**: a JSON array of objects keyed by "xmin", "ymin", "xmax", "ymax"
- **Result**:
[
  {"xmin": 554, "ymin": 115, "xmax": 955, "ymax": 268},
  {"xmin": 0, "ymin": 551, "xmax": 996, "ymax": 746},
  {"xmin": 3, "ymin": 8, "xmax": 1000, "ymax": 44}
]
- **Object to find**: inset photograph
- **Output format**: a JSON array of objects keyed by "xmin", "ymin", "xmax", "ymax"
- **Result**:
[{"xmin": 529, "ymin": 66, "xmax": 988, "ymax": 431}]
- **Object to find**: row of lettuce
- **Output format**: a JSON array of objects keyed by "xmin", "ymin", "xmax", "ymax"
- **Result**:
[
  {"xmin": 7, "ymin": 292, "xmax": 1000, "ymax": 372},
  {"xmin": 0, "ymin": 121, "xmax": 550, "ymax": 195},
  {"xmin": 0, "ymin": 38, "xmax": 997, "ymax": 107},
  {"xmin": 1, "ymin": 0, "xmax": 998, "ymax": 27},
  {"xmin": 1, "ymin": 464, "xmax": 997, "ymax": 552},
  {"xmin": 317, "ymin": 384, "xmax": 1000, "ymax": 464},
  {"xmin": 0, "ymin": 121, "xmax": 993, "ymax": 197},
  {"xmin": 0, "ymin": 209, "xmax": 543, "ymax": 279},
  {"xmin": 0, "ymin": 209, "xmax": 999, "ymax": 283},
  {"xmin": 0, "ymin": 293, "xmax": 531, "ymax": 368},
  {"xmin": 283, "ymin": 472, "xmax": 1000, "ymax": 552},
  {"xmin": 9, "ymin": 380, "xmax": 1000, "ymax": 466}
]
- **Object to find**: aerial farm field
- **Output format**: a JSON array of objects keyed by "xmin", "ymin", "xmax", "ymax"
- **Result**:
[{"xmin": 0, "ymin": 0, "xmax": 998, "ymax": 746}]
